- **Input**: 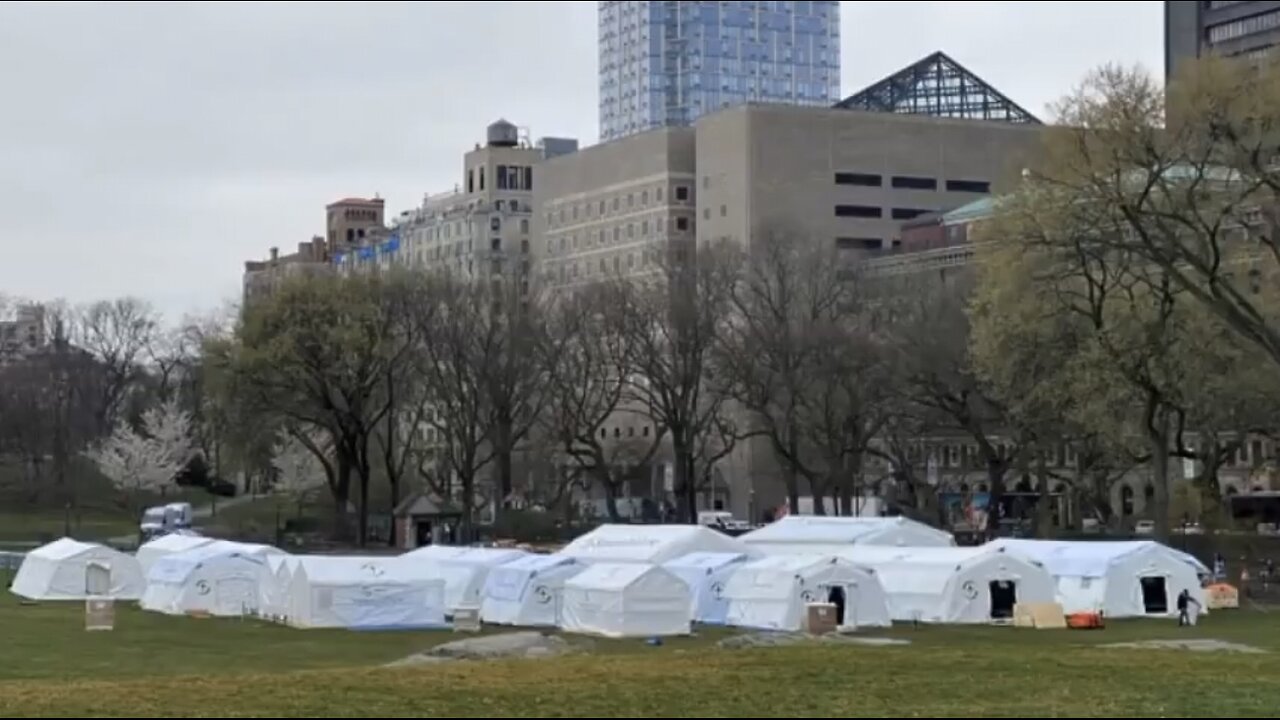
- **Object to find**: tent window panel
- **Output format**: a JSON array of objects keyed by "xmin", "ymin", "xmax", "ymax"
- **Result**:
[{"xmin": 317, "ymin": 588, "xmax": 334, "ymax": 611}]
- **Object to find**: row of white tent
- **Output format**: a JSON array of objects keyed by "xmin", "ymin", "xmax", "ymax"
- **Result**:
[{"xmin": 9, "ymin": 516, "xmax": 1211, "ymax": 637}]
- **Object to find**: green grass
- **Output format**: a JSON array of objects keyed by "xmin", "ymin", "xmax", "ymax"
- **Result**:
[
  {"xmin": 0, "ymin": 511, "xmax": 136, "ymax": 545},
  {"xmin": 1, "ymin": 593, "xmax": 1279, "ymax": 717}
]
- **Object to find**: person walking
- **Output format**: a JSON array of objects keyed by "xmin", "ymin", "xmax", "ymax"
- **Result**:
[{"xmin": 1177, "ymin": 589, "xmax": 1201, "ymax": 627}]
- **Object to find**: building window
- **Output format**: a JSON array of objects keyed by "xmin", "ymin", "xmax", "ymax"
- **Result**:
[
  {"xmin": 614, "ymin": 227, "xmax": 621, "ymax": 242},
  {"xmin": 834, "ymin": 172, "xmax": 882, "ymax": 187},
  {"xmin": 599, "ymin": 200, "xmax": 606, "ymax": 215},
  {"xmin": 642, "ymin": 190, "xmax": 649, "ymax": 205},
  {"xmin": 676, "ymin": 216, "xmax": 689, "ymax": 231},
  {"xmin": 495, "ymin": 200, "xmax": 504, "ymax": 211},
  {"xmin": 479, "ymin": 166, "xmax": 485, "ymax": 190},
  {"xmin": 704, "ymin": 208, "xmax": 711, "ymax": 220},
  {"xmin": 946, "ymin": 179, "xmax": 991, "ymax": 193},
  {"xmin": 521, "ymin": 239, "xmax": 530, "ymax": 254},
  {"xmin": 491, "ymin": 237, "xmax": 501, "ymax": 251},
  {"xmin": 641, "ymin": 219, "xmax": 649, "ymax": 235},
  {"xmin": 628, "ymin": 253, "xmax": 635, "ymax": 269},
  {"xmin": 656, "ymin": 186, "xmax": 665, "ymax": 202},
  {"xmin": 600, "ymin": 258, "xmax": 607, "ymax": 273},
  {"xmin": 613, "ymin": 256, "xmax": 621, "ymax": 273},
  {"xmin": 891, "ymin": 208, "xmax": 931, "ymax": 220},
  {"xmin": 573, "ymin": 205, "xmax": 579, "ymax": 220},
  {"xmin": 720, "ymin": 204, "xmax": 727, "ymax": 217},
  {"xmin": 835, "ymin": 237, "xmax": 882, "ymax": 250},
  {"xmin": 675, "ymin": 186, "xmax": 689, "ymax": 201},
  {"xmin": 643, "ymin": 426, "xmax": 650, "ymax": 437},
  {"xmin": 1208, "ymin": 10, "xmax": 1280, "ymax": 42},
  {"xmin": 628, "ymin": 224, "xmax": 635, "ymax": 238},
  {"xmin": 892, "ymin": 176, "xmax": 938, "ymax": 190},
  {"xmin": 628, "ymin": 193, "xmax": 635, "ymax": 208},
  {"xmin": 520, "ymin": 219, "xmax": 529, "ymax": 234},
  {"xmin": 835, "ymin": 205, "xmax": 883, "ymax": 218},
  {"xmin": 491, "ymin": 216, "xmax": 501, "ymax": 231},
  {"xmin": 612, "ymin": 197, "xmax": 620, "ymax": 211},
  {"xmin": 467, "ymin": 169, "xmax": 474, "ymax": 193}
]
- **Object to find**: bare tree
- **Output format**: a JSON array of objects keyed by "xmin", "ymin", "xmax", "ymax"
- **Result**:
[
  {"xmin": 873, "ymin": 271, "xmax": 1022, "ymax": 535},
  {"xmin": 616, "ymin": 239, "xmax": 741, "ymax": 522},
  {"xmin": 403, "ymin": 272, "xmax": 540, "ymax": 541},
  {"xmin": 541, "ymin": 281, "xmax": 666, "ymax": 521},
  {"xmin": 74, "ymin": 297, "xmax": 158, "ymax": 434}
]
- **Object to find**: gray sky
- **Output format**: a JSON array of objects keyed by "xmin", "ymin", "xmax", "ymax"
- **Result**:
[{"xmin": 0, "ymin": 1, "xmax": 1162, "ymax": 319}]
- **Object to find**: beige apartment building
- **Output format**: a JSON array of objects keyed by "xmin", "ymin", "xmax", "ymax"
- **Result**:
[
  {"xmin": 242, "ymin": 237, "xmax": 331, "ymax": 306},
  {"xmin": 533, "ymin": 100, "xmax": 1042, "ymax": 519},
  {"xmin": 535, "ymin": 127, "xmax": 698, "ymax": 289}
]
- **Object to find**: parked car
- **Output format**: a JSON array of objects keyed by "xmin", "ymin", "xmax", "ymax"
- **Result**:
[{"xmin": 1134, "ymin": 520, "xmax": 1156, "ymax": 536}]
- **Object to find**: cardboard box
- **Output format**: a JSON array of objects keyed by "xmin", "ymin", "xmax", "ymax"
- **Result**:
[{"xmin": 804, "ymin": 602, "xmax": 838, "ymax": 635}]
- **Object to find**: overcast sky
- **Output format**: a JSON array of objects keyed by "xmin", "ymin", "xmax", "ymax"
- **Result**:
[{"xmin": 0, "ymin": 1, "xmax": 1163, "ymax": 320}]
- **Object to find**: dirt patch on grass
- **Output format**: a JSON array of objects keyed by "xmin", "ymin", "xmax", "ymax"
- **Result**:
[
  {"xmin": 390, "ymin": 631, "xmax": 589, "ymax": 667},
  {"xmin": 1102, "ymin": 638, "xmax": 1267, "ymax": 654},
  {"xmin": 718, "ymin": 632, "xmax": 910, "ymax": 650}
]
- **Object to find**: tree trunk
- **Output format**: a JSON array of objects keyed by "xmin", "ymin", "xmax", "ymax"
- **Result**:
[
  {"xmin": 332, "ymin": 452, "xmax": 352, "ymax": 541},
  {"xmin": 808, "ymin": 477, "xmax": 828, "ymax": 516},
  {"xmin": 459, "ymin": 472, "xmax": 476, "ymax": 544},
  {"xmin": 1034, "ymin": 451, "xmax": 1054, "ymax": 538},
  {"xmin": 985, "ymin": 457, "xmax": 1007, "ymax": 540},
  {"xmin": 784, "ymin": 436, "xmax": 801, "ymax": 516},
  {"xmin": 495, "ymin": 418, "xmax": 514, "ymax": 511},
  {"xmin": 357, "ymin": 446, "xmax": 371, "ymax": 548},
  {"xmin": 1148, "ymin": 417, "xmax": 1172, "ymax": 541},
  {"xmin": 672, "ymin": 432, "xmax": 694, "ymax": 523},
  {"xmin": 602, "ymin": 477, "xmax": 622, "ymax": 522}
]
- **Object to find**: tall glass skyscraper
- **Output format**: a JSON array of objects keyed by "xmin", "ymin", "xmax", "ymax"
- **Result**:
[{"xmin": 599, "ymin": 1, "xmax": 841, "ymax": 142}]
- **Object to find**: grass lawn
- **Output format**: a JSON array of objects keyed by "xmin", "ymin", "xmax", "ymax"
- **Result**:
[
  {"xmin": 0, "ymin": 511, "xmax": 136, "ymax": 546},
  {"xmin": 1, "ymin": 593, "xmax": 1279, "ymax": 717}
]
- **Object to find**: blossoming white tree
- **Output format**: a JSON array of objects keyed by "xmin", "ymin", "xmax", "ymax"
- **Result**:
[{"xmin": 86, "ymin": 398, "xmax": 194, "ymax": 506}]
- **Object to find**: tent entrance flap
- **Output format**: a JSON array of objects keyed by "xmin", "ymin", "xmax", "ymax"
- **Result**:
[
  {"xmin": 86, "ymin": 563, "xmax": 110, "ymax": 596},
  {"xmin": 1140, "ymin": 576, "xmax": 1168, "ymax": 614},
  {"xmin": 989, "ymin": 580, "xmax": 1016, "ymax": 620}
]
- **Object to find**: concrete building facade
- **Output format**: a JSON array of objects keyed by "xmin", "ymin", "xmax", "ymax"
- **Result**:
[
  {"xmin": 535, "ymin": 127, "xmax": 698, "ymax": 289},
  {"xmin": 599, "ymin": 0, "xmax": 841, "ymax": 141},
  {"xmin": 1166, "ymin": 0, "xmax": 1280, "ymax": 80},
  {"xmin": 242, "ymin": 237, "xmax": 330, "ymax": 305},
  {"xmin": 534, "ymin": 95, "xmax": 1041, "ymax": 520}
]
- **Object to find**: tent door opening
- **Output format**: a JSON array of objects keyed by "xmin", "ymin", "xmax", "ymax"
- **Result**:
[
  {"xmin": 85, "ymin": 562, "xmax": 110, "ymax": 596},
  {"xmin": 989, "ymin": 580, "xmax": 1017, "ymax": 620},
  {"xmin": 825, "ymin": 585, "xmax": 847, "ymax": 626},
  {"xmin": 1140, "ymin": 576, "xmax": 1168, "ymax": 614},
  {"xmin": 216, "ymin": 577, "xmax": 257, "ymax": 615}
]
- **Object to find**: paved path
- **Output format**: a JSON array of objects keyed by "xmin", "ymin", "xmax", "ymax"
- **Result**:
[{"xmin": 109, "ymin": 493, "xmax": 260, "ymax": 548}]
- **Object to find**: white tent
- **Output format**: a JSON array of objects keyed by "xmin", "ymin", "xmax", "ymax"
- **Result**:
[
  {"xmin": 723, "ymin": 555, "xmax": 892, "ymax": 632},
  {"xmin": 481, "ymin": 554, "xmax": 584, "ymax": 627},
  {"xmin": 10, "ymin": 538, "xmax": 145, "ymax": 601},
  {"xmin": 402, "ymin": 546, "xmax": 527, "ymax": 611},
  {"xmin": 834, "ymin": 545, "xmax": 1057, "ymax": 624},
  {"xmin": 141, "ymin": 544, "xmax": 271, "ymax": 616},
  {"xmin": 988, "ymin": 539, "xmax": 1206, "ymax": 619},
  {"xmin": 559, "ymin": 524, "xmax": 753, "ymax": 565},
  {"xmin": 741, "ymin": 516, "xmax": 954, "ymax": 550},
  {"xmin": 136, "ymin": 534, "xmax": 215, "ymax": 576},
  {"xmin": 560, "ymin": 562, "xmax": 692, "ymax": 637},
  {"xmin": 284, "ymin": 556, "xmax": 447, "ymax": 629},
  {"xmin": 260, "ymin": 554, "xmax": 300, "ymax": 619},
  {"xmin": 663, "ymin": 552, "xmax": 748, "ymax": 625}
]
